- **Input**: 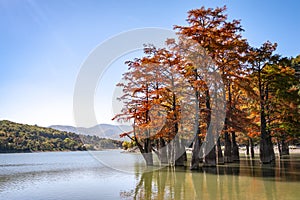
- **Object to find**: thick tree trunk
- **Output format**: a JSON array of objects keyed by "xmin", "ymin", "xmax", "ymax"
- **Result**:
[
  {"xmin": 217, "ymin": 138, "xmax": 224, "ymax": 164},
  {"xmin": 135, "ymin": 132, "xmax": 153, "ymax": 166},
  {"xmin": 143, "ymin": 153, "xmax": 153, "ymax": 166},
  {"xmin": 190, "ymin": 88, "xmax": 202, "ymax": 170},
  {"xmin": 268, "ymin": 135, "xmax": 275, "ymax": 161},
  {"xmin": 175, "ymin": 138, "xmax": 187, "ymax": 166},
  {"xmin": 224, "ymin": 130, "xmax": 232, "ymax": 162},
  {"xmin": 142, "ymin": 86, "xmax": 154, "ymax": 166},
  {"xmin": 281, "ymin": 139, "xmax": 289, "ymax": 156},
  {"xmin": 167, "ymin": 140, "xmax": 174, "ymax": 165},
  {"xmin": 170, "ymin": 89, "xmax": 185, "ymax": 166},
  {"xmin": 260, "ymin": 134, "xmax": 275, "ymax": 163},
  {"xmin": 258, "ymin": 70, "xmax": 275, "ymax": 164},
  {"xmin": 231, "ymin": 131, "xmax": 239, "ymax": 162},
  {"xmin": 190, "ymin": 130, "xmax": 201, "ymax": 170},
  {"xmin": 203, "ymin": 89, "xmax": 216, "ymax": 167},
  {"xmin": 204, "ymin": 144, "xmax": 216, "ymax": 167},
  {"xmin": 158, "ymin": 138, "xmax": 168, "ymax": 164},
  {"xmin": 143, "ymin": 138, "xmax": 153, "ymax": 166},
  {"xmin": 259, "ymin": 118, "xmax": 275, "ymax": 163}
]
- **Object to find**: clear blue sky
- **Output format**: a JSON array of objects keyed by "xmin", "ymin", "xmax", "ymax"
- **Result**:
[{"xmin": 0, "ymin": 0, "xmax": 299, "ymax": 127}]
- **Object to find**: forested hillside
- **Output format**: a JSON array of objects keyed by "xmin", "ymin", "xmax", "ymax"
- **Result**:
[{"xmin": 0, "ymin": 120, "xmax": 122, "ymax": 153}]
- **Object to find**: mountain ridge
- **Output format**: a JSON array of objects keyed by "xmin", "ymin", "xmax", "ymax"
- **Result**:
[{"xmin": 49, "ymin": 124, "xmax": 132, "ymax": 140}]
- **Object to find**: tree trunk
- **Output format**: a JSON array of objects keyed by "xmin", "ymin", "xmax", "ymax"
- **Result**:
[
  {"xmin": 258, "ymin": 70, "xmax": 275, "ymax": 164},
  {"xmin": 224, "ymin": 82, "xmax": 232, "ymax": 163},
  {"xmin": 259, "ymin": 124, "xmax": 275, "ymax": 163},
  {"xmin": 277, "ymin": 139, "xmax": 282, "ymax": 157},
  {"xmin": 143, "ymin": 138, "xmax": 153, "ymax": 166},
  {"xmin": 203, "ymin": 89, "xmax": 216, "ymax": 167},
  {"xmin": 190, "ymin": 130, "xmax": 201, "ymax": 170},
  {"xmin": 142, "ymin": 85, "xmax": 154, "ymax": 166},
  {"xmin": 170, "ymin": 88, "xmax": 184, "ymax": 166},
  {"xmin": 167, "ymin": 140, "xmax": 174, "ymax": 166},
  {"xmin": 158, "ymin": 138, "xmax": 168, "ymax": 164},
  {"xmin": 260, "ymin": 134, "xmax": 275, "ymax": 163},
  {"xmin": 224, "ymin": 130, "xmax": 232, "ymax": 162},
  {"xmin": 204, "ymin": 144, "xmax": 216, "ymax": 167},
  {"xmin": 246, "ymin": 139, "xmax": 250, "ymax": 156},
  {"xmin": 281, "ymin": 139, "xmax": 289, "ymax": 156},
  {"xmin": 135, "ymin": 130, "xmax": 154, "ymax": 166},
  {"xmin": 143, "ymin": 153, "xmax": 153, "ymax": 166},
  {"xmin": 217, "ymin": 138, "xmax": 224, "ymax": 164},
  {"xmin": 231, "ymin": 131, "xmax": 239, "ymax": 162},
  {"xmin": 190, "ymin": 88, "xmax": 202, "ymax": 170},
  {"xmin": 175, "ymin": 138, "xmax": 187, "ymax": 166},
  {"xmin": 250, "ymin": 137, "xmax": 254, "ymax": 159}
]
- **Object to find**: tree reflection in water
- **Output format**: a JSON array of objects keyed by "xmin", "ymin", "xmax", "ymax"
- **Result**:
[{"xmin": 120, "ymin": 155, "xmax": 300, "ymax": 200}]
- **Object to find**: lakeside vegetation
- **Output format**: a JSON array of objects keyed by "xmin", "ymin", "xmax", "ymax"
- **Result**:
[
  {"xmin": 114, "ymin": 6, "xmax": 300, "ymax": 167},
  {"xmin": 0, "ymin": 120, "xmax": 122, "ymax": 153}
]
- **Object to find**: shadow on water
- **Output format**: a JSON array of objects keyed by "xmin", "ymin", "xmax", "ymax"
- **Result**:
[{"xmin": 121, "ymin": 154, "xmax": 300, "ymax": 200}]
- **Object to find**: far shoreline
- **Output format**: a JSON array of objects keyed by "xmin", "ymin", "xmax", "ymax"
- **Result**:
[
  {"xmin": 1, "ymin": 147, "xmax": 300, "ymax": 155},
  {"xmin": 0, "ymin": 148, "xmax": 122, "ymax": 154}
]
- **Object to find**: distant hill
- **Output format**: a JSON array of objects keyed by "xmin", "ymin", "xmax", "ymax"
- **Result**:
[
  {"xmin": 48, "ymin": 125, "xmax": 80, "ymax": 134},
  {"xmin": 49, "ymin": 124, "xmax": 132, "ymax": 140},
  {"xmin": 0, "ymin": 120, "xmax": 122, "ymax": 153}
]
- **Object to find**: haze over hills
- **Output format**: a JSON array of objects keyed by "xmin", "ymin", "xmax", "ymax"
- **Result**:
[{"xmin": 49, "ymin": 124, "xmax": 132, "ymax": 140}]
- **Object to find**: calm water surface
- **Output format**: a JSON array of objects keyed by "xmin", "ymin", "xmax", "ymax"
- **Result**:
[{"xmin": 0, "ymin": 150, "xmax": 299, "ymax": 200}]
